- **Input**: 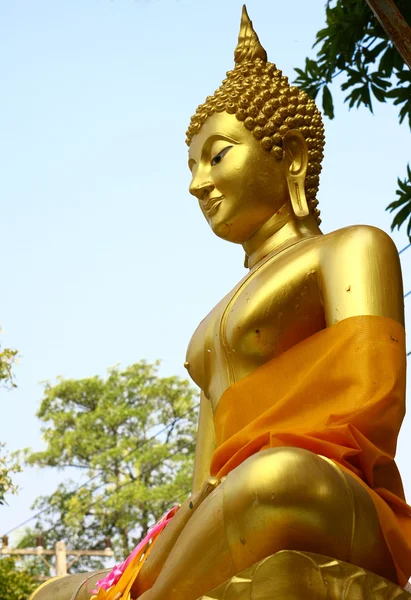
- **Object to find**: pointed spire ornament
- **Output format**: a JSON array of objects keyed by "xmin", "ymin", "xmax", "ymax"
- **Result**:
[{"xmin": 234, "ymin": 5, "xmax": 267, "ymax": 65}]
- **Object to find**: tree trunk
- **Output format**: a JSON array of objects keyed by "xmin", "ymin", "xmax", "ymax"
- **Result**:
[{"xmin": 365, "ymin": 0, "xmax": 411, "ymax": 68}]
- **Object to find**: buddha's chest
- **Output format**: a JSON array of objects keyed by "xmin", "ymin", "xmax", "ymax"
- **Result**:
[{"xmin": 186, "ymin": 252, "xmax": 325, "ymax": 408}]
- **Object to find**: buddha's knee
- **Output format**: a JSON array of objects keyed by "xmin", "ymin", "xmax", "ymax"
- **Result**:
[
  {"xmin": 222, "ymin": 448, "xmax": 354, "ymax": 568},
  {"xmin": 223, "ymin": 447, "xmax": 351, "ymax": 514}
]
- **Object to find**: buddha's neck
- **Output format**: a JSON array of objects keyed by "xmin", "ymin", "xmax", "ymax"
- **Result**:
[{"xmin": 243, "ymin": 202, "xmax": 322, "ymax": 270}]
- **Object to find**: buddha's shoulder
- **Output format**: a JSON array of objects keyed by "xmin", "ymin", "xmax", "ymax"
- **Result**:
[
  {"xmin": 262, "ymin": 226, "xmax": 397, "ymax": 273},
  {"xmin": 272, "ymin": 225, "xmax": 400, "ymax": 278},
  {"xmin": 318, "ymin": 225, "xmax": 398, "ymax": 258}
]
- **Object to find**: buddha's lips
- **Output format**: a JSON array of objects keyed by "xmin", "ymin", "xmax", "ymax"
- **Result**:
[{"xmin": 204, "ymin": 195, "xmax": 224, "ymax": 216}]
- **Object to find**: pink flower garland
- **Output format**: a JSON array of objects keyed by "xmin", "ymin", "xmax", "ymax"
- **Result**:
[{"xmin": 92, "ymin": 505, "xmax": 179, "ymax": 594}]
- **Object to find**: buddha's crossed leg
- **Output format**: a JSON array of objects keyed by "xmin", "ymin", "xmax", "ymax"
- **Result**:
[{"xmin": 135, "ymin": 447, "xmax": 396, "ymax": 600}]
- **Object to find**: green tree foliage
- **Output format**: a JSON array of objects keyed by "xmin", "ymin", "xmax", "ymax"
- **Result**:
[
  {"xmin": 0, "ymin": 347, "xmax": 18, "ymax": 388},
  {"xmin": 0, "ymin": 557, "xmax": 38, "ymax": 600},
  {"xmin": 26, "ymin": 361, "xmax": 198, "ymax": 570},
  {"xmin": 0, "ymin": 445, "xmax": 21, "ymax": 506},
  {"xmin": 0, "ymin": 330, "xmax": 20, "ymax": 505},
  {"xmin": 294, "ymin": 0, "xmax": 411, "ymax": 238}
]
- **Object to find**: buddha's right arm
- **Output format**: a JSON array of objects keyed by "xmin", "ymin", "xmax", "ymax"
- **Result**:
[
  {"xmin": 133, "ymin": 392, "xmax": 218, "ymax": 595},
  {"xmin": 132, "ymin": 396, "xmax": 218, "ymax": 595},
  {"xmin": 132, "ymin": 477, "xmax": 221, "ymax": 596},
  {"xmin": 192, "ymin": 391, "xmax": 216, "ymax": 493}
]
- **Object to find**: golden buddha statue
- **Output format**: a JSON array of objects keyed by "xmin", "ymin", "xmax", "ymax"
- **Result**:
[{"xmin": 29, "ymin": 6, "xmax": 411, "ymax": 600}]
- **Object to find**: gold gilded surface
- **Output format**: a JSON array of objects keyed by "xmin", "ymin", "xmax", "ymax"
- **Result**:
[
  {"xmin": 28, "ymin": 5, "xmax": 408, "ymax": 600},
  {"xmin": 198, "ymin": 551, "xmax": 411, "ymax": 600}
]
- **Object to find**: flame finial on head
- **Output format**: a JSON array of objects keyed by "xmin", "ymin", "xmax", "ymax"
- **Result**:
[{"xmin": 234, "ymin": 5, "xmax": 267, "ymax": 64}]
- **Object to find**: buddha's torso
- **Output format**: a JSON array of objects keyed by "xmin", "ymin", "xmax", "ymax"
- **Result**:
[
  {"xmin": 187, "ymin": 227, "xmax": 384, "ymax": 409},
  {"xmin": 186, "ymin": 231, "xmax": 336, "ymax": 410}
]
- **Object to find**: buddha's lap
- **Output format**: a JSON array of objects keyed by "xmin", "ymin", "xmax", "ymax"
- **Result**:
[{"xmin": 217, "ymin": 447, "xmax": 396, "ymax": 580}]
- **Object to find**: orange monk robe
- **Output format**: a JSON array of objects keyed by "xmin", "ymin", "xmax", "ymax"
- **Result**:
[{"xmin": 210, "ymin": 315, "xmax": 411, "ymax": 586}]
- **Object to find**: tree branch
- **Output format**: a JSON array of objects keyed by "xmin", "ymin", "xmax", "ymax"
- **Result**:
[{"xmin": 365, "ymin": 0, "xmax": 411, "ymax": 68}]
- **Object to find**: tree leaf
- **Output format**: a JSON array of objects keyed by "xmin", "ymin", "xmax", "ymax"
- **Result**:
[
  {"xmin": 371, "ymin": 84, "xmax": 386, "ymax": 103},
  {"xmin": 387, "ymin": 165, "xmax": 411, "ymax": 240},
  {"xmin": 322, "ymin": 85, "xmax": 334, "ymax": 119}
]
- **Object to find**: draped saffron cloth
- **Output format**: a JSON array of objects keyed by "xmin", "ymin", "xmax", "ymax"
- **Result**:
[{"xmin": 210, "ymin": 315, "xmax": 411, "ymax": 586}]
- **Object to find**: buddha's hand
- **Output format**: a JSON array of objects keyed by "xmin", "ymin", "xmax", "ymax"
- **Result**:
[
  {"xmin": 195, "ymin": 476, "xmax": 222, "ymax": 504},
  {"xmin": 132, "ymin": 477, "xmax": 222, "ymax": 597}
]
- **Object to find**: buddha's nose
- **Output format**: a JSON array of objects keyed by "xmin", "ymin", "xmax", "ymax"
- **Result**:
[{"xmin": 189, "ymin": 177, "xmax": 215, "ymax": 200}]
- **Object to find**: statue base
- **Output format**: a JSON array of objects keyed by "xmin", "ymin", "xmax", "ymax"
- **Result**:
[
  {"xmin": 198, "ymin": 551, "xmax": 411, "ymax": 600},
  {"xmin": 27, "ymin": 551, "xmax": 411, "ymax": 599}
]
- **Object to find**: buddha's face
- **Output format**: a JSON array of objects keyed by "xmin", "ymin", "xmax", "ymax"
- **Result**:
[{"xmin": 188, "ymin": 112, "xmax": 288, "ymax": 244}]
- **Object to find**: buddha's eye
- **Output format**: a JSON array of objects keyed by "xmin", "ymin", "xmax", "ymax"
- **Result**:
[{"xmin": 211, "ymin": 145, "xmax": 233, "ymax": 167}]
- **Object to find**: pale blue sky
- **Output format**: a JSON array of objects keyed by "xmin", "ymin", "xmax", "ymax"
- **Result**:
[{"xmin": 0, "ymin": 0, "xmax": 410, "ymax": 541}]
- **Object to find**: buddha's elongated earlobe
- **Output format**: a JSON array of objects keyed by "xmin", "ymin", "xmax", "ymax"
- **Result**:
[{"xmin": 283, "ymin": 130, "xmax": 310, "ymax": 219}]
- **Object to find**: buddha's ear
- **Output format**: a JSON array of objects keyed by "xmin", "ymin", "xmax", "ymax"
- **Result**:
[{"xmin": 283, "ymin": 130, "xmax": 309, "ymax": 219}]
